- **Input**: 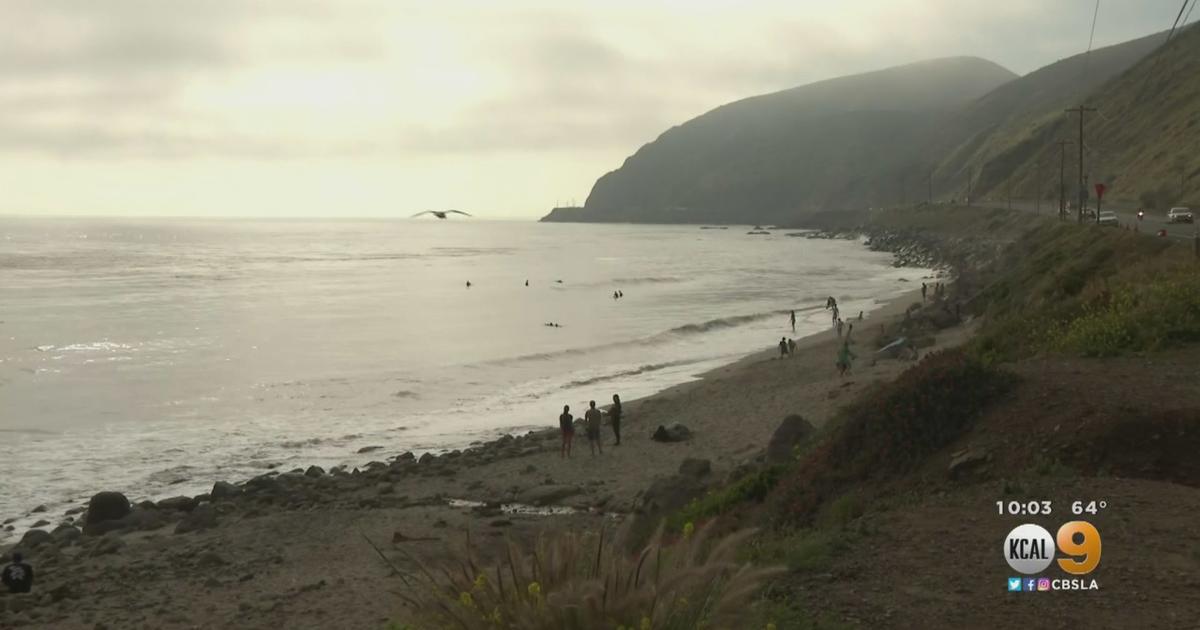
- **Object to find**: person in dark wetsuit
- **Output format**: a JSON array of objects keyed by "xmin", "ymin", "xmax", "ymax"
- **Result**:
[
  {"xmin": 789, "ymin": 310, "xmax": 796, "ymax": 332},
  {"xmin": 466, "ymin": 281, "xmax": 472, "ymax": 288},
  {"xmin": 609, "ymin": 394, "xmax": 623, "ymax": 445},
  {"xmin": 779, "ymin": 337, "xmax": 789, "ymax": 358},
  {"xmin": 558, "ymin": 405, "xmax": 574, "ymax": 459},
  {"xmin": 2, "ymin": 552, "xmax": 33, "ymax": 594}
]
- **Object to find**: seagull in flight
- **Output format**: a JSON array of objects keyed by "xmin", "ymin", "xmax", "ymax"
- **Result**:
[{"xmin": 411, "ymin": 210, "xmax": 472, "ymax": 220}]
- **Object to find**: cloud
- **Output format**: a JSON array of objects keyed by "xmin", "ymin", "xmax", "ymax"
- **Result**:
[{"xmin": 0, "ymin": 0, "xmax": 1184, "ymax": 215}]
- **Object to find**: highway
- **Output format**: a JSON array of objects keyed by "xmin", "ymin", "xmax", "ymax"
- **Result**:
[{"xmin": 972, "ymin": 198, "xmax": 1199, "ymax": 242}]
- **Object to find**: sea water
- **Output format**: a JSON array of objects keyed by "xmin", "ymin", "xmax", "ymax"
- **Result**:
[{"xmin": 0, "ymin": 218, "xmax": 926, "ymax": 537}]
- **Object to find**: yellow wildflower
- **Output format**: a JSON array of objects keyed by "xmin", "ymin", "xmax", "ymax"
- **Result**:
[
  {"xmin": 459, "ymin": 591, "xmax": 474, "ymax": 608},
  {"xmin": 474, "ymin": 573, "xmax": 488, "ymax": 590},
  {"xmin": 682, "ymin": 522, "xmax": 695, "ymax": 540},
  {"xmin": 640, "ymin": 616, "xmax": 652, "ymax": 630},
  {"xmin": 528, "ymin": 581, "xmax": 542, "ymax": 598}
]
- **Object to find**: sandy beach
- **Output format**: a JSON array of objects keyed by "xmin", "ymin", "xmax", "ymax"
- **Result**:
[{"xmin": 0, "ymin": 281, "xmax": 974, "ymax": 630}]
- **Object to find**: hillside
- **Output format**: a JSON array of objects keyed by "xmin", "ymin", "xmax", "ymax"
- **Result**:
[
  {"xmin": 543, "ymin": 27, "xmax": 1184, "ymax": 224},
  {"xmin": 543, "ymin": 57, "xmax": 1016, "ymax": 224},
  {"xmin": 973, "ymin": 24, "xmax": 1200, "ymax": 210},
  {"xmin": 933, "ymin": 29, "xmax": 1170, "ymax": 199}
]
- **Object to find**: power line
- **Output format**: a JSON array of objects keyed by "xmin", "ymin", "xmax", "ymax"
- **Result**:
[
  {"xmin": 1185, "ymin": 0, "xmax": 1197, "ymax": 26},
  {"xmin": 1168, "ymin": 0, "xmax": 1191, "ymax": 41}
]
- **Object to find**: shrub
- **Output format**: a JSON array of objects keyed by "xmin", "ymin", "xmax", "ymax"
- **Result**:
[
  {"xmin": 1050, "ymin": 269, "xmax": 1200, "ymax": 356},
  {"xmin": 396, "ymin": 523, "xmax": 783, "ymax": 629},
  {"xmin": 771, "ymin": 349, "xmax": 1014, "ymax": 525},
  {"xmin": 668, "ymin": 467, "xmax": 784, "ymax": 532}
]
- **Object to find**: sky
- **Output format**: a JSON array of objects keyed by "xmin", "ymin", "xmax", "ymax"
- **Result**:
[{"xmin": 0, "ymin": 0, "xmax": 1188, "ymax": 219}]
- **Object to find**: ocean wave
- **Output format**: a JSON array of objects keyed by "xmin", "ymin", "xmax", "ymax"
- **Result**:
[
  {"xmin": 485, "ymin": 306, "xmax": 809, "ymax": 368},
  {"xmin": 563, "ymin": 358, "xmax": 705, "ymax": 389}
]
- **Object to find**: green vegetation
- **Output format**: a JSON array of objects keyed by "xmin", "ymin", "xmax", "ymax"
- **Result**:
[
  {"xmin": 668, "ymin": 466, "xmax": 784, "ymax": 533},
  {"xmin": 771, "ymin": 349, "xmax": 1015, "ymax": 526},
  {"xmin": 395, "ymin": 524, "xmax": 782, "ymax": 630}
]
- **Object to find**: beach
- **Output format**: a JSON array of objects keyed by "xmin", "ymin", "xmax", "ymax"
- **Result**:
[{"xmin": 0, "ymin": 279, "xmax": 976, "ymax": 629}]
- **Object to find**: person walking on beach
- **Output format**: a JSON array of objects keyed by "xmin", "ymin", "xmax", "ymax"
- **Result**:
[
  {"xmin": 609, "ymin": 394, "xmax": 623, "ymax": 445},
  {"xmin": 788, "ymin": 338, "xmax": 797, "ymax": 356},
  {"xmin": 789, "ymin": 310, "xmax": 796, "ymax": 332},
  {"xmin": 836, "ymin": 340, "xmax": 857, "ymax": 377},
  {"xmin": 779, "ymin": 337, "xmax": 789, "ymax": 358},
  {"xmin": 921, "ymin": 282, "xmax": 927, "ymax": 301},
  {"xmin": 558, "ymin": 405, "xmax": 575, "ymax": 458},
  {"xmin": 836, "ymin": 318, "xmax": 844, "ymax": 339},
  {"xmin": 2, "ymin": 552, "xmax": 33, "ymax": 594},
  {"xmin": 584, "ymin": 401, "xmax": 603, "ymax": 455}
]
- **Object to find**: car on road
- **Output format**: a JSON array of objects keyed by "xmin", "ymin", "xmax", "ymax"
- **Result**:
[
  {"xmin": 1098, "ymin": 211, "xmax": 1119, "ymax": 227},
  {"xmin": 1167, "ymin": 207, "xmax": 1194, "ymax": 223}
]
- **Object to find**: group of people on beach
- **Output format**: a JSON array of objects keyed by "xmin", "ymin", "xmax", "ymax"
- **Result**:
[
  {"xmin": 779, "ymin": 297, "xmax": 861, "ymax": 377},
  {"xmin": 558, "ymin": 394, "xmax": 622, "ymax": 458},
  {"xmin": 921, "ymin": 281, "xmax": 947, "ymax": 302}
]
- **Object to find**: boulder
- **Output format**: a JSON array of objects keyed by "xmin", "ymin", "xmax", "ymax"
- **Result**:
[
  {"xmin": 651, "ymin": 423, "xmax": 692, "ymax": 443},
  {"xmin": 418, "ymin": 453, "xmax": 436, "ymax": 465},
  {"xmin": 948, "ymin": 448, "xmax": 990, "ymax": 480},
  {"xmin": 90, "ymin": 535, "xmax": 125, "ymax": 556},
  {"xmin": 156, "ymin": 496, "xmax": 198, "ymax": 512},
  {"xmin": 175, "ymin": 505, "xmax": 218, "ymax": 534},
  {"xmin": 84, "ymin": 492, "xmax": 131, "ymax": 528},
  {"xmin": 31, "ymin": 505, "xmax": 47, "ymax": 514},
  {"xmin": 18, "ymin": 528, "xmax": 53, "ymax": 549},
  {"xmin": 211, "ymin": 481, "xmax": 242, "ymax": 500},
  {"xmin": 30, "ymin": 519, "xmax": 50, "ymax": 528},
  {"xmin": 304, "ymin": 465, "xmax": 325, "ymax": 478},
  {"xmin": 357, "ymin": 445, "xmax": 383, "ymax": 454},
  {"xmin": 516, "ymin": 485, "xmax": 581, "ymax": 506},
  {"xmin": 766, "ymin": 415, "xmax": 816, "ymax": 463},
  {"xmin": 678, "ymin": 458, "xmax": 711, "ymax": 478},
  {"xmin": 51, "ymin": 525, "xmax": 81, "ymax": 543}
]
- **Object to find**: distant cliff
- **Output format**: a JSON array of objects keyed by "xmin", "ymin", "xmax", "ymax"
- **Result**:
[
  {"xmin": 543, "ymin": 27, "xmax": 1187, "ymax": 224},
  {"xmin": 542, "ymin": 56, "xmax": 1016, "ymax": 224}
]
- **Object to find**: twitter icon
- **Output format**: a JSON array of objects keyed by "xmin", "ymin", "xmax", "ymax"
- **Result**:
[{"xmin": 1007, "ymin": 577, "xmax": 1022, "ymax": 592}]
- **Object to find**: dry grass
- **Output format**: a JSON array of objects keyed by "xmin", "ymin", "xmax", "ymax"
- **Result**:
[{"xmin": 394, "ymin": 522, "xmax": 782, "ymax": 630}]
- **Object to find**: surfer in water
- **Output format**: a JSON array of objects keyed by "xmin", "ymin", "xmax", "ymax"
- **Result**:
[{"xmin": 789, "ymin": 310, "xmax": 796, "ymax": 332}]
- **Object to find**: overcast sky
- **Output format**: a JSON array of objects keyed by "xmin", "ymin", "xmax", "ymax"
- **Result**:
[{"xmin": 0, "ymin": 0, "xmax": 1186, "ymax": 218}]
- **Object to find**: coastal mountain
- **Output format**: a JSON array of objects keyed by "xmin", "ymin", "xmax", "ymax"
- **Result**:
[
  {"xmin": 968, "ymin": 24, "xmax": 1199, "ymax": 208},
  {"xmin": 543, "ymin": 57, "xmax": 1016, "ymax": 224},
  {"xmin": 544, "ymin": 27, "xmax": 1188, "ymax": 224}
]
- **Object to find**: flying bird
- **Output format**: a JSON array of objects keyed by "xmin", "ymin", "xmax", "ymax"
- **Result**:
[{"xmin": 411, "ymin": 210, "xmax": 472, "ymax": 220}]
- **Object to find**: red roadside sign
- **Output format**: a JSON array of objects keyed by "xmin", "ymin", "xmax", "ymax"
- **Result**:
[{"xmin": 1095, "ymin": 183, "xmax": 1107, "ymax": 200}]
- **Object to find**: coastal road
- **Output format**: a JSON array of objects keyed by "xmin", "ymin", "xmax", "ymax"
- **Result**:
[{"xmin": 974, "ymin": 198, "xmax": 1199, "ymax": 242}]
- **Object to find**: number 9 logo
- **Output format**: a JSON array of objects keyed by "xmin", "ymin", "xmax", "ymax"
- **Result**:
[{"xmin": 1056, "ymin": 521, "xmax": 1101, "ymax": 575}]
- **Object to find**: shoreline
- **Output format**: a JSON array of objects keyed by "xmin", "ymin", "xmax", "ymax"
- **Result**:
[
  {"xmin": 1, "ymin": 270, "xmax": 935, "ymax": 543},
  {"xmin": 0, "ymin": 278, "xmax": 975, "ymax": 629}
]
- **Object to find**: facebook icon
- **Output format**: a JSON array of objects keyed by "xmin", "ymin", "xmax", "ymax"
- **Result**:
[{"xmin": 1025, "ymin": 578, "xmax": 1038, "ymax": 592}]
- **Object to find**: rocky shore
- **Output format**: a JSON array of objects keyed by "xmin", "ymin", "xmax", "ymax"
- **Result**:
[{"xmin": 0, "ymin": 235, "xmax": 975, "ymax": 629}]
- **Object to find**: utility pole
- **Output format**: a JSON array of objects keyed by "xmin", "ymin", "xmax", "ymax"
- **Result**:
[
  {"xmin": 1066, "ymin": 105, "xmax": 1097, "ymax": 223},
  {"xmin": 1056, "ymin": 140, "xmax": 1073, "ymax": 221}
]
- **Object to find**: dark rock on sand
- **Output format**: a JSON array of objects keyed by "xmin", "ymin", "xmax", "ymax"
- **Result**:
[
  {"xmin": 516, "ymin": 485, "xmax": 580, "ymax": 506},
  {"xmin": 651, "ymin": 423, "xmax": 692, "ymax": 442},
  {"xmin": 157, "ymin": 496, "xmax": 198, "ymax": 512},
  {"xmin": 85, "ymin": 492, "xmax": 131, "ymax": 529},
  {"xmin": 30, "ymin": 519, "xmax": 50, "ymax": 528},
  {"xmin": 211, "ymin": 481, "xmax": 242, "ymax": 500},
  {"xmin": 304, "ymin": 465, "xmax": 325, "ymax": 478},
  {"xmin": 31, "ymin": 505, "xmax": 47, "ymax": 514},
  {"xmin": 948, "ymin": 447, "xmax": 991, "ymax": 480},
  {"xmin": 91, "ymin": 534, "xmax": 125, "ymax": 556},
  {"xmin": 767, "ymin": 414, "xmax": 815, "ymax": 464},
  {"xmin": 51, "ymin": 524, "xmax": 81, "ymax": 543},
  {"xmin": 18, "ymin": 528, "xmax": 53, "ymax": 549},
  {"xmin": 357, "ymin": 445, "xmax": 383, "ymax": 454},
  {"xmin": 678, "ymin": 458, "xmax": 711, "ymax": 478},
  {"xmin": 175, "ymin": 505, "xmax": 218, "ymax": 534}
]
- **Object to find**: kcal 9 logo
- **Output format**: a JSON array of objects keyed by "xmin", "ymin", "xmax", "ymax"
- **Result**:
[{"xmin": 1004, "ymin": 522, "xmax": 1101, "ymax": 575}]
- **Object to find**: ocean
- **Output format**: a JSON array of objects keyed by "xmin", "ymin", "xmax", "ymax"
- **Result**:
[{"xmin": 0, "ymin": 217, "xmax": 925, "ymax": 538}]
